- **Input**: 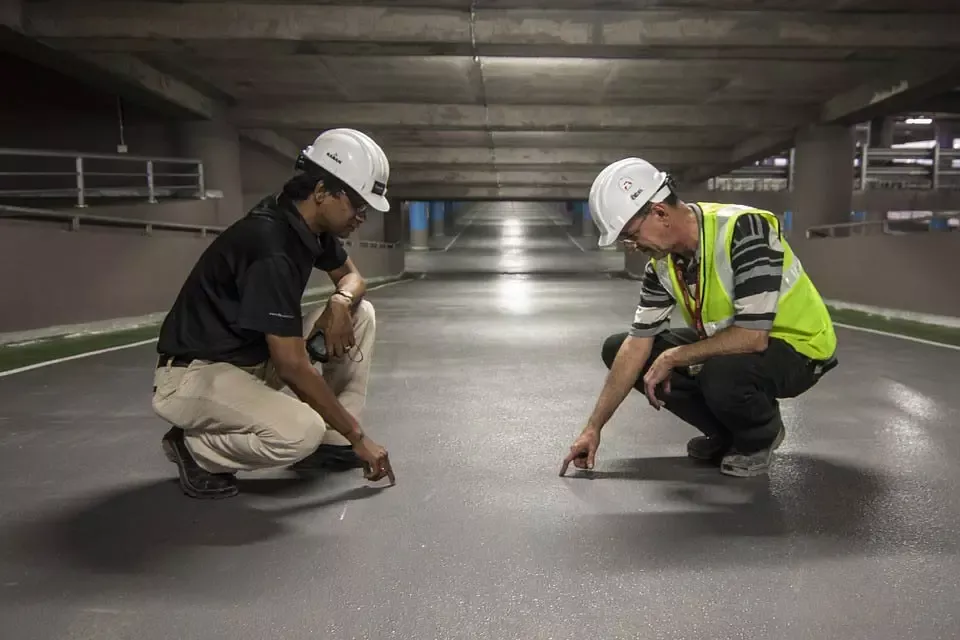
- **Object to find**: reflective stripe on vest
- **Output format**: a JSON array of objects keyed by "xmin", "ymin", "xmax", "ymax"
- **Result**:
[
  {"xmin": 653, "ymin": 204, "xmax": 800, "ymax": 338},
  {"xmin": 650, "ymin": 202, "xmax": 836, "ymax": 360}
]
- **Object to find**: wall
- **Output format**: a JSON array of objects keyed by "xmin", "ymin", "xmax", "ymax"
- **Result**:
[
  {"xmin": 239, "ymin": 141, "xmax": 293, "ymax": 213},
  {"xmin": 623, "ymin": 232, "xmax": 959, "ymax": 319},
  {"xmin": 0, "ymin": 217, "xmax": 405, "ymax": 335},
  {"xmin": 791, "ymin": 234, "xmax": 960, "ymax": 318}
]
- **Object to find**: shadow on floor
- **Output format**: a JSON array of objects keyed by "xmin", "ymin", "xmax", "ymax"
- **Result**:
[
  {"xmin": 1, "ymin": 474, "xmax": 386, "ymax": 602},
  {"xmin": 555, "ymin": 452, "xmax": 956, "ymax": 572}
]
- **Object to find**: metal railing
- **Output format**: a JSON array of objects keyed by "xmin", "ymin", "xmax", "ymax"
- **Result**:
[
  {"xmin": 805, "ymin": 211, "xmax": 960, "ymax": 238},
  {"xmin": 0, "ymin": 204, "xmax": 402, "ymax": 248},
  {"xmin": 0, "ymin": 148, "xmax": 207, "ymax": 207},
  {"xmin": 707, "ymin": 144, "xmax": 960, "ymax": 192}
]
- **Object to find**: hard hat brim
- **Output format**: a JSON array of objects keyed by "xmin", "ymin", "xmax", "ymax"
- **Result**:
[
  {"xmin": 362, "ymin": 191, "xmax": 390, "ymax": 213},
  {"xmin": 598, "ymin": 228, "xmax": 619, "ymax": 247}
]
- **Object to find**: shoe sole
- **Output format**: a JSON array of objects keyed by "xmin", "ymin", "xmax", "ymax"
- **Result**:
[
  {"xmin": 161, "ymin": 439, "xmax": 238, "ymax": 500},
  {"xmin": 718, "ymin": 428, "xmax": 785, "ymax": 478}
]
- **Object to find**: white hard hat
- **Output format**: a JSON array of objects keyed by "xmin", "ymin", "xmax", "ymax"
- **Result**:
[
  {"xmin": 297, "ymin": 128, "xmax": 391, "ymax": 213},
  {"xmin": 588, "ymin": 157, "xmax": 672, "ymax": 246}
]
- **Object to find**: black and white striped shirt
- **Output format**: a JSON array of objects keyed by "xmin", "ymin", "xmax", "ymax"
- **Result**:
[{"xmin": 629, "ymin": 209, "xmax": 785, "ymax": 338}]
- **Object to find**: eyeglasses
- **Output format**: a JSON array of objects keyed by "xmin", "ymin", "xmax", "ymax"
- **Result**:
[{"xmin": 342, "ymin": 189, "xmax": 368, "ymax": 216}]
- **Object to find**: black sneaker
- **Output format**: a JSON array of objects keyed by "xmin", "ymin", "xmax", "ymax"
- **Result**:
[
  {"xmin": 686, "ymin": 435, "xmax": 730, "ymax": 462},
  {"xmin": 161, "ymin": 427, "xmax": 239, "ymax": 499},
  {"xmin": 289, "ymin": 444, "xmax": 363, "ymax": 472}
]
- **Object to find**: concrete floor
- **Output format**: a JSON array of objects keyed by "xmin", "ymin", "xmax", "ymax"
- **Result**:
[{"xmin": 1, "ymin": 204, "xmax": 959, "ymax": 639}]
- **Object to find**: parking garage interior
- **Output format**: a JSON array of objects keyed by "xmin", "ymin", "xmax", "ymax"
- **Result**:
[{"xmin": 2, "ymin": 2, "xmax": 960, "ymax": 639}]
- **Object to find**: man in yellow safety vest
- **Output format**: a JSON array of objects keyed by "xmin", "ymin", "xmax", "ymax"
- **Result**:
[{"xmin": 561, "ymin": 157, "xmax": 838, "ymax": 478}]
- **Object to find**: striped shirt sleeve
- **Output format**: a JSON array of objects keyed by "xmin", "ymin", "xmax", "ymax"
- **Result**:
[
  {"xmin": 730, "ymin": 213, "xmax": 784, "ymax": 330},
  {"xmin": 629, "ymin": 260, "xmax": 675, "ymax": 338}
]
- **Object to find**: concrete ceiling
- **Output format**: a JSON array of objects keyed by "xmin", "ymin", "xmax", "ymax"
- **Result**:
[{"xmin": 8, "ymin": 0, "xmax": 960, "ymax": 200}]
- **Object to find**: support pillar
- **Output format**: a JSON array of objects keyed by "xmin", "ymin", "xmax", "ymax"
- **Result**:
[
  {"xmin": 177, "ymin": 118, "xmax": 244, "ymax": 224},
  {"xmin": 868, "ymin": 117, "xmax": 895, "ymax": 148},
  {"xmin": 581, "ymin": 201, "xmax": 596, "ymax": 237},
  {"xmin": 430, "ymin": 201, "xmax": 445, "ymax": 238},
  {"xmin": 444, "ymin": 201, "xmax": 457, "ymax": 236},
  {"xmin": 358, "ymin": 209, "xmax": 385, "ymax": 243},
  {"xmin": 409, "ymin": 201, "xmax": 429, "ymax": 250},
  {"xmin": 790, "ymin": 124, "xmax": 855, "ymax": 230},
  {"xmin": 384, "ymin": 198, "xmax": 405, "ymax": 245}
]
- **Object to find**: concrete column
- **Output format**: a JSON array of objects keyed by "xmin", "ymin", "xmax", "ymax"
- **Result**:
[
  {"xmin": 444, "ymin": 201, "xmax": 457, "ymax": 236},
  {"xmin": 409, "ymin": 201, "xmax": 429, "ymax": 250},
  {"xmin": 177, "ymin": 118, "xmax": 244, "ymax": 224},
  {"xmin": 869, "ymin": 117, "xmax": 895, "ymax": 148},
  {"xmin": 581, "ymin": 201, "xmax": 597, "ymax": 237},
  {"xmin": 790, "ymin": 124, "xmax": 855, "ymax": 229},
  {"xmin": 384, "ymin": 198, "xmax": 404, "ymax": 245},
  {"xmin": 936, "ymin": 121, "xmax": 959, "ymax": 149},
  {"xmin": 430, "ymin": 200, "xmax": 445, "ymax": 237},
  {"xmin": 358, "ymin": 209, "xmax": 384, "ymax": 242}
]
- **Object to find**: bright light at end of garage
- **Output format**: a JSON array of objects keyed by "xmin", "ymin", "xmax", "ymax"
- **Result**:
[
  {"xmin": 905, "ymin": 117, "xmax": 933, "ymax": 125},
  {"xmin": 496, "ymin": 275, "xmax": 534, "ymax": 315},
  {"xmin": 501, "ymin": 217, "xmax": 524, "ymax": 247}
]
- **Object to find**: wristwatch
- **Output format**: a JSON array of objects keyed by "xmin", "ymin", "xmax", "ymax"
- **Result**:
[{"xmin": 333, "ymin": 289, "xmax": 354, "ymax": 304}]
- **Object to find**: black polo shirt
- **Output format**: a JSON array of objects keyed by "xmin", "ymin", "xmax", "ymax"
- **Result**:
[{"xmin": 156, "ymin": 193, "xmax": 348, "ymax": 366}]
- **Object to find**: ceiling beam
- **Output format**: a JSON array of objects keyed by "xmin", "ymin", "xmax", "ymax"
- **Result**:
[
  {"xmin": 72, "ymin": 51, "xmax": 220, "ymax": 119},
  {"xmin": 390, "ymin": 170, "xmax": 599, "ymax": 186},
  {"xmin": 23, "ymin": 3, "xmax": 960, "ymax": 50},
  {"xmin": 239, "ymin": 129, "xmax": 301, "ymax": 162},
  {"xmin": 684, "ymin": 59, "xmax": 960, "ymax": 182},
  {"xmin": 0, "ymin": 18, "xmax": 221, "ymax": 120},
  {"xmin": 388, "ymin": 185, "xmax": 589, "ymax": 200},
  {"xmin": 231, "ymin": 102, "xmax": 811, "ymax": 131},
  {"xmin": 385, "ymin": 147, "xmax": 727, "ymax": 166}
]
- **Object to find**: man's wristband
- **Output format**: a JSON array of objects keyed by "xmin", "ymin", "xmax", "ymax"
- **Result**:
[{"xmin": 332, "ymin": 289, "xmax": 355, "ymax": 304}]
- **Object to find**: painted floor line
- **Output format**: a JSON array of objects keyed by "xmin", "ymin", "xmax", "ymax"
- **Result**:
[
  {"xmin": 0, "ymin": 338, "xmax": 160, "ymax": 378},
  {"xmin": 833, "ymin": 321, "xmax": 960, "ymax": 352},
  {"xmin": 441, "ymin": 216, "xmax": 474, "ymax": 252},
  {"xmin": 0, "ymin": 278, "xmax": 416, "ymax": 379}
]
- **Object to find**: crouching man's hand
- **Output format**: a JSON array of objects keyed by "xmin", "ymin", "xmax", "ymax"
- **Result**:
[
  {"xmin": 350, "ymin": 432, "xmax": 395, "ymax": 485},
  {"xmin": 560, "ymin": 427, "xmax": 600, "ymax": 476}
]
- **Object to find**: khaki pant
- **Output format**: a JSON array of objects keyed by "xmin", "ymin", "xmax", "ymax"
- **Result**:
[{"xmin": 151, "ymin": 300, "xmax": 376, "ymax": 474}]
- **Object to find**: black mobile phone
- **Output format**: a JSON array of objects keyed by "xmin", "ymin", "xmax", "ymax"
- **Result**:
[{"xmin": 306, "ymin": 330, "xmax": 329, "ymax": 363}]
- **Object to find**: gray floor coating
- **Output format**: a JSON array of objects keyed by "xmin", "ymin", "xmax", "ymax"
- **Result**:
[{"xmin": 1, "ymin": 203, "xmax": 959, "ymax": 639}]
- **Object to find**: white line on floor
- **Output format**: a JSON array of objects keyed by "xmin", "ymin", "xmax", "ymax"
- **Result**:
[
  {"xmin": 0, "ymin": 278, "xmax": 415, "ymax": 379},
  {"xmin": 440, "ymin": 216, "xmax": 473, "ymax": 252},
  {"xmin": 0, "ymin": 338, "xmax": 159, "ymax": 378},
  {"xmin": 833, "ymin": 322, "xmax": 960, "ymax": 352}
]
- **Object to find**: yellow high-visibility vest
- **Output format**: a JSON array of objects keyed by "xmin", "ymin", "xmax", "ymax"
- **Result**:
[{"xmin": 650, "ymin": 202, "xmax": 837, "ymax": 361}]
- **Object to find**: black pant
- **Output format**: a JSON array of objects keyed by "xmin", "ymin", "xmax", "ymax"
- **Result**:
[{"xmin": 601, "ymin": 329, "xmax": 835, "ymax": 454}]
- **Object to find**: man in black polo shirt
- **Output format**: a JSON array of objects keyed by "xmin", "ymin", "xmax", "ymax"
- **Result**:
[{"xmin": 152, "ymin": 128, "xmax": 395, "ymax": 499}]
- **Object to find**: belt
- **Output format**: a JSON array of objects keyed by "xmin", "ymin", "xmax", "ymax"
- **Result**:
[{"xmin": 157, "ymin": 354, "xmax": 193, "ymax": 369}]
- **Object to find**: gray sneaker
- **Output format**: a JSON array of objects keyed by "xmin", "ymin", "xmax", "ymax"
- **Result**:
[{"xmin": 719, "ymin": 427, "xmax": 785, "ymax": 477}]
